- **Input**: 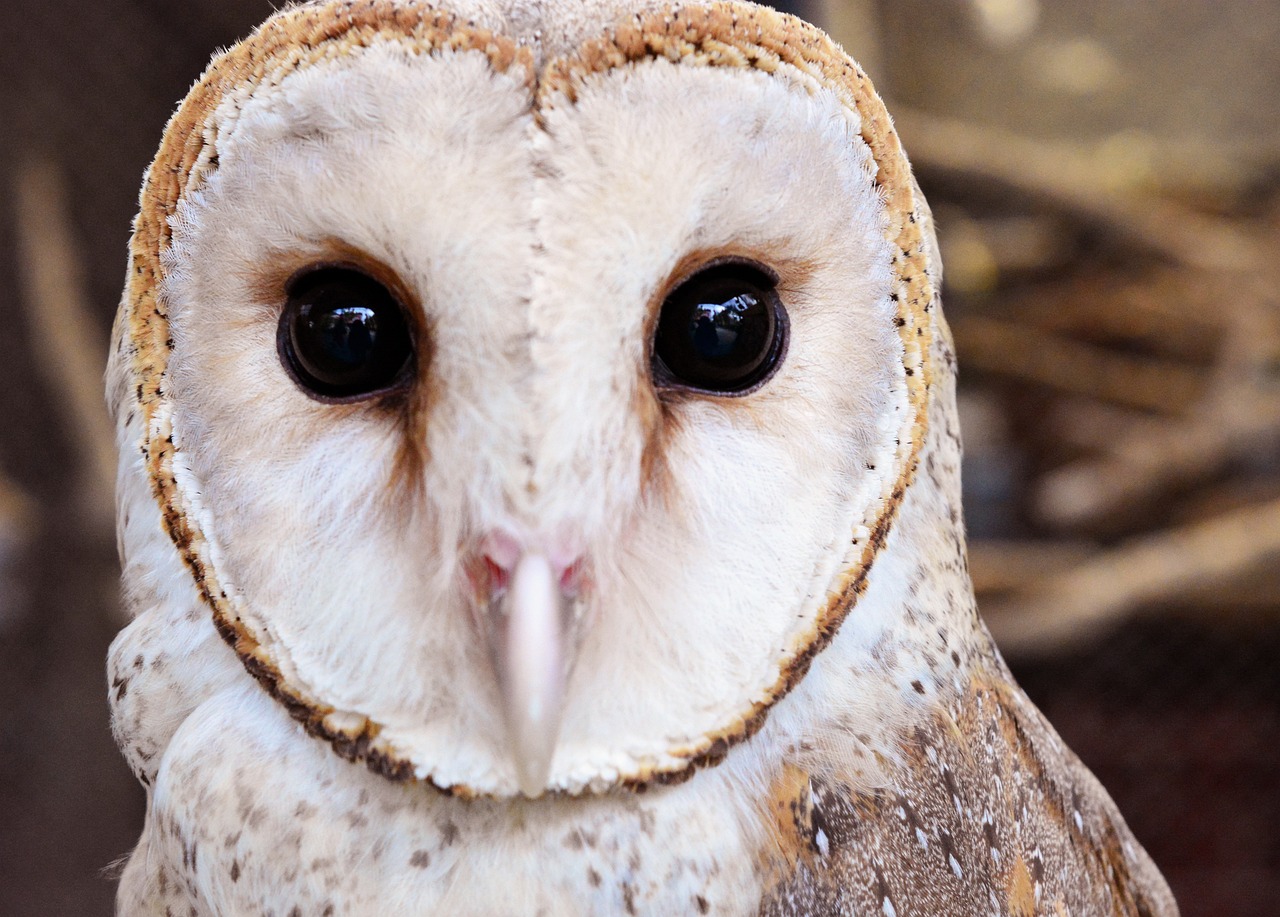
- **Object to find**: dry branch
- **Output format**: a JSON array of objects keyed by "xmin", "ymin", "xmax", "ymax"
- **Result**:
[
  {"xmin": 1033, "ymin": 290, "xmax": 1280, "ymax": 530},
  {"xmin": 12, "ymin": 160, "xmax": 115, "ymax": 532},
  {"xmin": 967, "ymin": 539, "xmax": 1096, "ymax": 595},
  {"xmin": 951, "ymin": 315, "xmax": 1206, "ymax": 413},
  {"xmin": 893, "ymin": 108, "xmax": 1262, "ymax": 272},
  {"xmin": 982, "ymin": 496, "xmax": 1280, "ymax": 657}
]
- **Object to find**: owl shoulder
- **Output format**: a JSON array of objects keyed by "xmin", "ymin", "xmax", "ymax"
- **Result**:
[{"xmin": 756, "ymin": 663, "xmax": 1178, "ymax": 916}]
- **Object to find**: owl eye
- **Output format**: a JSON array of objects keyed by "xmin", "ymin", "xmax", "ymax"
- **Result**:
[
  {"xmin": 279, "ymin": 267, "xmax": 415, "ymax": 400},
  {"xmin": 652, "ymin": 261, "xmax": 787, "ymax": 394}
]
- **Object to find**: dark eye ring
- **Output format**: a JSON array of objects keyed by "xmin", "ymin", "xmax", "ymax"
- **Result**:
[
  {"xmin": 651, "ymin": 259, "xmax": 788, "ymax": 395},
  {"xmin": 278, "ymin": 266, "xmax": 416, "ymax": 402}
]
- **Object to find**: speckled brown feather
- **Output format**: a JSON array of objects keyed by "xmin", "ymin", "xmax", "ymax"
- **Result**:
[{"xmin": 757, "ymin": 663, "xmax": 1176, "ymax": 916}]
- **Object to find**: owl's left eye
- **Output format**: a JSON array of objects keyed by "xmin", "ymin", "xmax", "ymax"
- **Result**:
[
  {"xmin": 279, "ymin": 267, "xmax": 415, "ymax": 401},
  {"xmin": 651, "ymin": 260, "xmax": 787, "ymax": 395}
]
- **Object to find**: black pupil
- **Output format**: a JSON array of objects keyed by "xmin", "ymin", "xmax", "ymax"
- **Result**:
[
  {"xmin": 653, "ymin": 263, "xmax": 783, "ymax": 393},
  {"xmin": 281, "ymin": 268, "xmax": 413, "ymax": 399}
]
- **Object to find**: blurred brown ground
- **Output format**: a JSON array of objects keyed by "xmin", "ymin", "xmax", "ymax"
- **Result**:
[{"xmin": 1, "ymin": 1, "xmax": 1277, "ymax": 915}]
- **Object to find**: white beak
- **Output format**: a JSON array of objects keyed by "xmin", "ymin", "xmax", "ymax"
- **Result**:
[{"xmin": 486, "ymin": 552, "xmax": 574, "ymax": 796}]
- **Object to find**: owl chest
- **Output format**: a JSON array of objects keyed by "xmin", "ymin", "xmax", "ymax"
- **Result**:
[{"xmin": 125, "ymin": 683, "xmax": 770, "ymax": 915}]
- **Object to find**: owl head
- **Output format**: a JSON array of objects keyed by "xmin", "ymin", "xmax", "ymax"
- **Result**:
[{"xmin": 111, "ymin": 0, "xmax": 947, "ymax": 799}]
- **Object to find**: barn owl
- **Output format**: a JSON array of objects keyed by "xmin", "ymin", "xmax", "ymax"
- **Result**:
[{"xmin": 106, "ymin": 0, "xmax": 1178, "ymax": 913}]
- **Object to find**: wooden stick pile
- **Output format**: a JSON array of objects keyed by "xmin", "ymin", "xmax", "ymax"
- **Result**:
[{"xmin": 896, "ymin": 110, "xmax": 1280, "ymax": 658}]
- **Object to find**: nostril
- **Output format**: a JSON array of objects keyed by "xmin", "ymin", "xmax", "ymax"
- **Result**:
[
  {"xmin": 463, "ymin": 553, "xmax": 512, "ymax": 603},
  {"xmin": 467, "ymin": 530, "xmax": 586, "ymax": 601},
  {"xmin": 558, "ymin": 558, "xmax": 585, "ymax": 597},
  {"xmin": 483, "ymin": 555, "xmax": 511, "ymax": 594},
  {"xmin": 479, "ymin": 554, "xmax": 581, "ymax": 599}
]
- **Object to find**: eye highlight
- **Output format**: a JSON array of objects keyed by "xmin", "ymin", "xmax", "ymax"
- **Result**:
[
  {"xmin": 279, "ymin": 267, "xmax": 415, "ymax": 401},
  {"xmin": 652, "ymin": 260, "xmax": 788, "ymax": 394}
]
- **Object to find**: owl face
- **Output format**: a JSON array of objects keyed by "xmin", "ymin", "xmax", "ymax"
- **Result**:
[{"xmin": 120, "ymin": 2, "xmax": 934, "ymax": 797}]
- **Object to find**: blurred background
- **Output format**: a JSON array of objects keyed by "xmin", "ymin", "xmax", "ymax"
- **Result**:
[{"xmin": 1, "ymin": 0, "xmax": 1277, "ymax": 913}]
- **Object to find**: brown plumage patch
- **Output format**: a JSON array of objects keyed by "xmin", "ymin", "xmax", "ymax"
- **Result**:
[
  {"xmin": 761, "ymin": 763, "xmax": 817, "ymax": 876},
  {"xmin": 1007, "ymin": 854, "xmax": 1037, "ymax": 917},
  {"xmin": 757, "ymin": 664, "xmax": 1178, "ymax": 915}
]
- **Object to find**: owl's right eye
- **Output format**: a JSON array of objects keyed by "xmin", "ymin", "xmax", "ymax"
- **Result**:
[
  {"xmin": 651, "ymin": 260, "xmax": 787, "ymax": 395},
  {"xmin": 279, "ymin": 268, "xmax": 415, "ymax": 401}
]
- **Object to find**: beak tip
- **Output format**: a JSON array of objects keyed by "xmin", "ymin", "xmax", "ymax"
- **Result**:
[
  {"xmin": 508, "ymin": 716, "xmax": 558, "ymax": 797},
  {"xmin": 517, "ymin": 767, "xmax": 551, "ymax": 798}
]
